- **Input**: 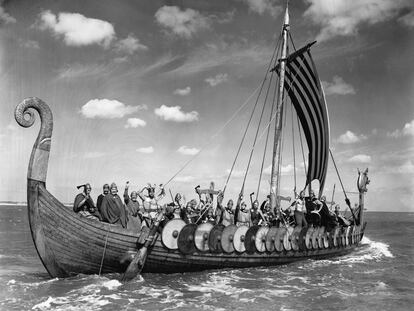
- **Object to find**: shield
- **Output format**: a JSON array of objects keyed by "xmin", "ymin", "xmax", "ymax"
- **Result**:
[
  {"xmin": 161, "ymin": 219, "xmax": 187, "ymax": 250},
  {"xmin": 275, "ymin": 227, "xmax": 287, "ymax": 252},
  {"xmin": 305, "ymin": 227, "xmax": 314, "ymax": 250},
  {"xmin": 208, "ymin": 224, "xmax": 225, "ymax": 253},
  {"xmin": 265, "ymin": 226, "xmax": 279, "ymax": 252},
  {"xmin": 316, "ymin": 227, "xmax": 325, "ymax": 249},
  {"xmin": 245, "ymin": 225, "xmax": 260, "ymax": 254},
  {"xmin": 233, "ymin": 226, "xmax": 249, "ymax": 253},
  {"xmin": 290, "ymin": 226, "xmax": 302, "ymax": 251},
  {"xmin": 283, "ymin": 226, "xmax": 294, "ymax": 251},
  {"xmin": 298, "ymin": 226, "xmax": 307, "ymax": 251},
  {"xmin": 347, "ymin": 226, "xmax": 353, "ymax": 246},
  {"xmin": 333, "ymin": 227, "xmax": 340, "ymax": 247},
  {"xmin": 322, "ymin": 229, "xmax": 330, "ymax": 249},
  {"xmin": 255, "ymin": 227, "xmax": 269, "ymax": 253},
  {"xmin": 344, "ymin": 227, "xmax": 351, "ymax": 246},
  {"xmin": 340, "ymin": 228, "xmax": 346, "ymax": 246},
  {"xmin": 221, "ymin": 225, "xmax": 238, "ymax": 253},
  {"xmin": 194, "ymin": 222, "xmax": 214, "ymax": 252},
  {"xmin": 177, "ymin": 223, "xmax": 197, "ymax": 254},
  {"xmin": 311, "ymin": 227, "xmax": 320, "ymax": 249}
]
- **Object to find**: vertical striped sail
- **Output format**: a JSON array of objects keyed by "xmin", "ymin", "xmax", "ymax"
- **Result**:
[{"xmin": 272, "ymin": 42, "xmax": 330, "ymax": 194}]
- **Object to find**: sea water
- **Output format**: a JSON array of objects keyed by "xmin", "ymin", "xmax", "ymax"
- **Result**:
[{"xmin": 0, "ymin": 205, "xmax": 412, "ymax": 311}]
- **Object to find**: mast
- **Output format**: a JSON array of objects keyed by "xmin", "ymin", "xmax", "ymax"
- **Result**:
[{"xmin": 270, "ymin": 5, "xmax": 289, "ymax": 215}]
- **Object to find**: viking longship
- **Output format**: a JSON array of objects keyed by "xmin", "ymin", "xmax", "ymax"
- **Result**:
[{"xmin": 15, "ymin": 5, "xmax": 370, "ymax": 278}]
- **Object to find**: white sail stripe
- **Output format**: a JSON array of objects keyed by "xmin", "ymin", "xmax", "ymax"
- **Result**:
[
  {"xmin": 284, "ymin": 71, "xmax": 320, "ymax": 182},
  {"xmin": 287, "ymin": 59, "xmax": 326, "ymax": 176}
]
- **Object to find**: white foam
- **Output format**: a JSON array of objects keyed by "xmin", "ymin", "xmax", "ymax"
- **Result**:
[
  {"xmin": 102, "ymin": 279, "xmax": 122, "ymax": 290},
  {"xmin": 362, "ymin": 236, "xmax": 394, "ymax": 258}
]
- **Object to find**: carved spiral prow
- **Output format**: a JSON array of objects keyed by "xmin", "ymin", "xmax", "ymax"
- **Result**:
[{"xmin": 15, "ymin": 97, "xmax": 53, "ymax": 183}]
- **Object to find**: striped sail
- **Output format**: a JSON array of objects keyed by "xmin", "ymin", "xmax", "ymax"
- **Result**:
[{"xmin": 272, "ymin": 42, "xmax": 330, "ymax": 195}]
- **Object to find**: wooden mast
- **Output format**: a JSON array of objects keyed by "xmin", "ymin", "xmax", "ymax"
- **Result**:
[{"xmin": 270, "ymin": 5, "xmax": 289, "ymax": 215}]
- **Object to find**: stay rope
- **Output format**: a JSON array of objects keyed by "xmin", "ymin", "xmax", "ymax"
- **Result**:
[
  {"xmin": 256, "ymin": 74, "xmax": 278, "ymax": 200},
  {"xmin": 163, "ymin": 84, "xmax": 261, "ymax": 187},
  {"xmin": 223, "ymin": 33, "xmax": 282, "ymax": 195},
  {"xmin": 98, "ymin": 224, "xmax": 110, "ymax": 275},
  {"xmin": 329, "ymin": 149, "xmax": 357, "ymax": 222}
]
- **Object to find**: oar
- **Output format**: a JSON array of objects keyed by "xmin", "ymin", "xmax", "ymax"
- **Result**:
[{"xmin": 121, "ymin": 208, "xmax": 165, "ymax": 282}]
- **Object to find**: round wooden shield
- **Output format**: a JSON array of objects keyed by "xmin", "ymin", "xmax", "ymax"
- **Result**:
[
  {"xmin": 290, "ymin": 226, "xmax": 302, "ymax": 251},
  {"xmin": 322, "ymin": 231, "xmax": 330, "ymax": 249},
  {"xmin": 177, "ymin": 223, "xmax": 197, "ymax": 254},
  {"xmin": 333, "ymin": 227, "xmax": 340, "ymax": 247},
  {"xmin": 233, "ymin": 226, "xmax": 249, "ymax": 253},
  {"xmin": 221, "ymin": 225, "xmax": 238, "ymax": 253},
  {"xmin": 265, "ymin": 226, "xmax": 279, "ymax": 252},
  {"xmin": 208, "ymin": 224, "xmax": 225, "ymax": 253},
  {"xmin": 305, "ymin": 227, "xmax": 314, "ymax": 250},
  {"xmin": 347, "ymin": 226, "xmax": 354, "ymax": 246},
  {"xmin": 194, "ymin": 222, "xmax": 214, "ymax": 252},
  {"xmin": 345, "ymin": 226, "xmax": 351, "ymax": 246},
  {"xmin": 311, "ymin": 227, "xmax": 320, "ymax": 249},
  {"xmin": 161, "ymin": 219, "xmax": 187, "ymax": 250},
  {"xmin": 255, "ymin": 227, "xmax": 269, "ymax": 253},
  {"xmin": 245, "ymin": 225, "xmax": 260, "ymax": 254},
  {"xmin": 275, "ymin": 227, "xmax": 287, "ymax": 252},
  {"xmin": 283, "ymin": 226, "xmax": 294, "ymax": 251},
  {"xmin": 340, "ymin": 228, "xmax": 346, "ymax": 246},
  {"xmin": 317, "ymin": 227, "xmax": 325, "ymax": 249},
  {"xmin": 298, "ymin": 226, "xmax": 307, "ymax": 251}
]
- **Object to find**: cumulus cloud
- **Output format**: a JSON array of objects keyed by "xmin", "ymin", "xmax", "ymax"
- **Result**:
[
  {"xmin": 80, "ymin": 99, "xmax": 146, "ymax": 119},
  {"xmin": 173, "ymin": 87, "xmax": 191, "ymax": 96},
  {"xmin": 38, "ymin": 10, "xmax": 115, "ymax": 47},
  {"xmin": 177, "ymin": 146, "xmax": 200, "ymax": 156},
  {"xmin": 155, "ymin": 6, "xmax": 210, "ymax": 38},
  {"xmin": 387, "ymin": 119, "xmax": 414, "ymax": 138},
  {"xmin": 125, "ymin": 118, "xmax": 146, "ymax": 128},
  {"xmin": 322, "ymin": 76, "xmax": 355, "ymax": 95},
  {"xmin": 241, "ymin": 0, "xmax": 282, "ymax": 17},
  {"xmin": 348, "ymin": 154, "xmax": 371, "ymax": 163},
  {"xmin": 337, "ymin": 130, "xmax": 367, "ymax": 144},
  {"xmin": 304, "ymin": 0, "xmax": 412, "ymax": 41},
  {"xmin": 115, "ymin": 34, "xmax": 148, "ymax": 54},
  {"xmin": 0, "ymin": 5, "xmax": 16, "ymax": 24},
  {"xmin": 154, "ymin": 105, "xmax": 199, "ymax": 122},
  {"xmin": 137, "ymin": 146, "xmax": 154, "ymax": 154},
  {"xmin": 205, "ymin": 73, "xmax": 228, "ymax": 86}
]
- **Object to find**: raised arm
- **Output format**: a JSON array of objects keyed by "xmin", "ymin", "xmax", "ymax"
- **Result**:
[{"xmin": 124, "ymin": 182, "xmax": 130, "ymax": 204}]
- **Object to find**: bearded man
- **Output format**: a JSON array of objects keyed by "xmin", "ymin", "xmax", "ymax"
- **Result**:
[{"xmin": 100, "ymin": 182, "xmax": 127, "ymax": 228}]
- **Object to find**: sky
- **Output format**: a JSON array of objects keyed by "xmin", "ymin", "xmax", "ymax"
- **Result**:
[{"xmin": 0, "ymin": 0, "xmax": 413, "ymax": 212}]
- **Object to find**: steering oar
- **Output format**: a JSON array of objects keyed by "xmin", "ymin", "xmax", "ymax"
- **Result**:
[{"xmin": 121, "ymin": 208, "xmax": 165, "ymax": 282}]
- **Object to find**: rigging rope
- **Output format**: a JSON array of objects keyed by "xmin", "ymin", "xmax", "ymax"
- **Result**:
[
  {"xmin": 291, "ymin": 100, "xmax": 297, "ymax": 196},
  {"xmin": 163, "ymin": 84, "xmax": 261, "ymax": 187},
  {"xmin": 256, "ymin": 75, "xmax": 278, "ymax": 200},
  {"xmin": 329, "ymin": 149, "xmax": 357, "ymax": 223},
  {"xmin": 223, "ymin": 33, "xmax": 282, "ymax": 195},
  {"xmin": 241, "ymin": 69, "xmax": 279, "ymax": 195}
]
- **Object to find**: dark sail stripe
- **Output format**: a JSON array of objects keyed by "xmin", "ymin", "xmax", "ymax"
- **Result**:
[{"xmin": 277, "ymin": 46, "xmax": 330, "ymax": 194}]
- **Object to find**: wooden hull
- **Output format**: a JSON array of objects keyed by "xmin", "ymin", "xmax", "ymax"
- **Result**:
[{"xmin": 28, "ymin": 179, "xmax": 363, "ymax": 278}]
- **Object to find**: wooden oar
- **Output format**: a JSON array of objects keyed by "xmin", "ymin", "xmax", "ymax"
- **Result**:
[{"xmin": 121, "ymin": 208, "xmax": 165, "ymax": 282}]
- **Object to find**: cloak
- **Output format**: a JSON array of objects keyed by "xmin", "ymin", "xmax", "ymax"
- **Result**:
[{"xmin": 100, "ymin": 194, "xmax": 127, "ymax": 228}]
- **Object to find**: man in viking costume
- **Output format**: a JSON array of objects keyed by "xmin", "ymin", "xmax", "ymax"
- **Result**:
[
  {"xmin": 100, "ymin": 183, "xmax": 128, "ymax": 228},
  {"xmin": 216, "ymin": 191, "xmax": 235, "ymax": 226},
  {"xmin": 123, "ymin": 182, "xmax": 142, "ymax": 230},
  {"xmin": 96, "ymin": 183, "xmax": 109, "ymax": 214},
  {"xmin": 234, "ymin": 194, "xmax": 251, "ymax": 227},
  {"xmin": 73, "ymin": 183, "xmax": 101, "ymax": 220}
]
